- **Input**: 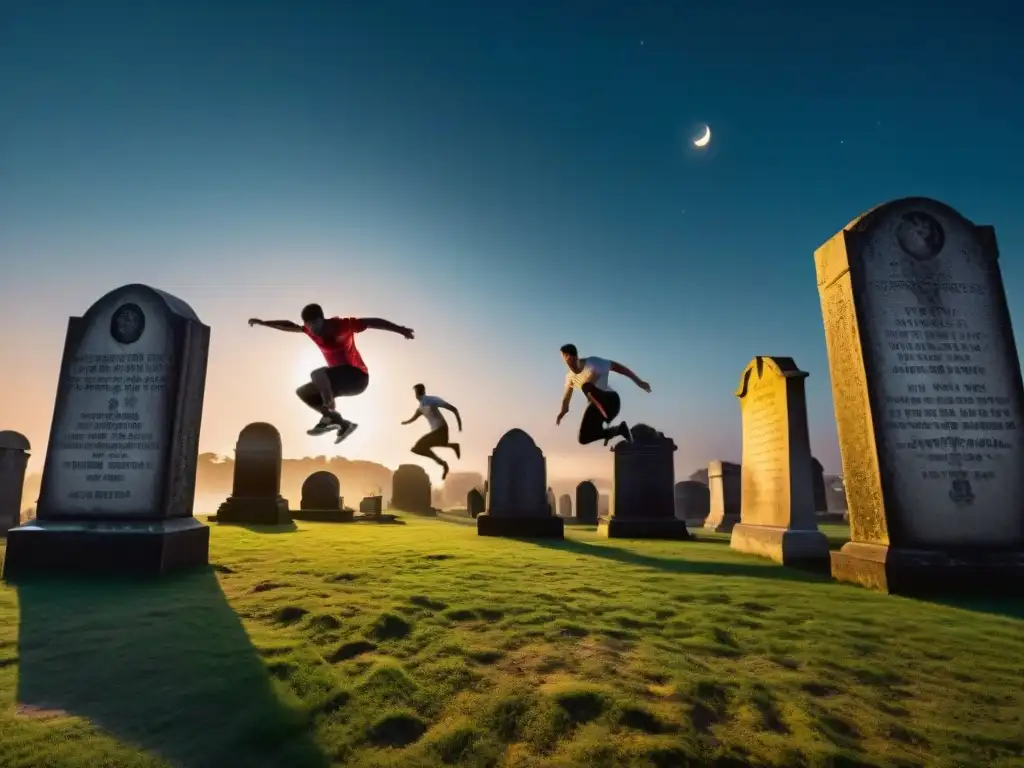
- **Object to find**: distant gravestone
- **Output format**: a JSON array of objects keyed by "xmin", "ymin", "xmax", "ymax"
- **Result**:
[
  {"xmin": 598, "ymin": 494, "xmax": 610, "ymax": 519},
  {"xmin": 359, "ymin": 496, "xmax": 382, "ymax": 516},
  {"xmin": 546, "ymin": 487, "xmax": 556, "ymax": 516},
  {"xmin": 674, "ymin": 480, "xmax": 710, "ymax": 523},
  {"xmin": 575, "ymin": 481, "xmax": 598, "ymax": 524},
  {"xmin": 391, "ymin": 464, "xmax": 433, "ymax": 514},
  {"xmin": 466, "ymin": 488, "xmax": 485, "ymax": 518},
  {"xmin": 810, "ymin": 457, "xmax": 828, "ymax": 512},
  {"xmin": 3, "ymin": 285, "xmax": 211, "ymax": 579},
  {"xmin": 558, "ymin": 493, "xmax": 572, "ymax": 518},
  {"xmin": 478, "ymin": 428, "xmax": 563, "ymax": 538},
  {"xmin": 0, "ymin": 431, "xmax": 31, "ymax": 535},
  {"xmin": 729, "ymin": 357, "xmax": 830, "ymax": 566},
  {"xmin": 817, "ymin": 197, "xmax": 1024, "ymax": 594},
  {"xmin": 293, "ymin": 470, "xmax": 353, "ymax": 523},
  {"xmin": 600, "ymin": 424, "xmax": 690, "ymax": 539},
  {"xmin": 704, "ymin": 461, "xmax": 741, "ymax": 532},
  {"xmin": 216, "ymin": 423, "xmax": 291, "ymax": 525}
]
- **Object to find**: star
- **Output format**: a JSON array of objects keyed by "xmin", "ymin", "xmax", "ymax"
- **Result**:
[{"xmin": 640, "ymin": 40, "xmax": 645, "ymax": 46}]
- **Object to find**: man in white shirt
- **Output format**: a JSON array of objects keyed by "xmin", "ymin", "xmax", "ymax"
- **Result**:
[
  {"xmin": 555, "ymin": 343, "xmax": 652, "ymax": 447},
  {"xmin": 401, "ymin": 384, "xmax": 462, "ymax": 479}
]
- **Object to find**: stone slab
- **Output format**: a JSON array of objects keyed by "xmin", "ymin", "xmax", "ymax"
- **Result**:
[
  {"xmin": 730, "ymin": 523, "xmax": 830, "ymax": 567},
  {"xmin": 598, "ymin": 518, "xmax": 691, "ymax": 540},
  {"xmin": 2, "ymin": 518, "xmax": 209, "ymax": 579},
  {"xmin": 477, "ymin": 514, "xmax": 564, "ymax": 539}
]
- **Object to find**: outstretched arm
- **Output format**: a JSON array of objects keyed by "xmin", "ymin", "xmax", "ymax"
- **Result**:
[
  {"xmin": 556, "ymin": 384, "xmax": 573, "ymax": 424},
  {"xmin": 611, "ymin": 361, "xmax": 651, "ymax": 392},
  {"xmin": 360, "ymin": 318, "xmax": 414, "ymax": 339},
  {"xmin": 401, "ymin": 411, "xmax": 423, "ymax": 425},
  {"xmin": 441, "ymin": 403, "xmax": 463, "ymax": 431},
  {"xmin": 249, "ymin": 318, "xmax": 303, "ymax": 333}
]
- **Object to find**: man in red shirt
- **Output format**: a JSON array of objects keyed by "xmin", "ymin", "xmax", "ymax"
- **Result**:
[{"xmin": 248, "ymin": 303, "xmax": 414, "ymax": 444}]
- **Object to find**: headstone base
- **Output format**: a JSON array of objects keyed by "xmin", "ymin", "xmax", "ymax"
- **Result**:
[
  {"xmin": 354, "ymin": 513, "xmax": 400, "ymax": 523},
  {"xmin": 831, "ymin": 542, "xmax": 1024, "ymax": 596},
  {"xmin": 215, "ymin": 496, "xmax": 291, "ymax": 525},
  {"xmin": 477, "ymin": 514, "xmax": 565, "ymax": 539},
  {"xmin": 730, "ymin": 524, "xmax": 830, "ymax": 568},
  {"xmin": 291, "ymin": 508, "xmax": 355, "ymax": 523},
  {"xmin": 598, "ymin": 517, "xmax": 692, "ymax": 540},
  {"xmin": 703, "ymin": 516, "xmax": 739, "ymax": 533},
  {"xmin": 2, "ymin": 518, "xmax": 209, "ymax": 580}
]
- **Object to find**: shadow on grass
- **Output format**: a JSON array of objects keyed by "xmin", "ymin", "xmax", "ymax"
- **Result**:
[
  {"xmin": 923, "ymin": 596, "xmax": 1024, "ymax": 621},
  {"xmin": 238, "ymin": 522, "xmax": 300, "ymax": 534},
  {"xmin": 16, "ymin": 568, "xmax": 330, "ymax": 768},
  {"xmin": 532, "ymin": 538, "xmax": 831, "ymax": 583}
]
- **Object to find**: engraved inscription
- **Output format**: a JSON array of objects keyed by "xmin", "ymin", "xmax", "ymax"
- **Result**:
[{"xmin": 741, "ymin": 384, "xmax": 788, "ymax": 526}]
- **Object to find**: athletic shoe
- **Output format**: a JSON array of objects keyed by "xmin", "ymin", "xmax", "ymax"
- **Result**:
[
  {"xmin": 618, "ymin": 422, "xmax": 632, "ymax": 442},
  {"xmin": 451, "ymin": 443, "xmax": 461, "ymax": 459},
  {"xmin": 307, "ymin": 415, "xmax": 340, "ymax": 436},
  {"xmin": 334, "ymin": 421, "xmax": 359, "ymax": 444}
]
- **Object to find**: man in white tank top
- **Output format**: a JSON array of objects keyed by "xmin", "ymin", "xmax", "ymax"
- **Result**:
[
  {"xmin": 401, "ymin": 383, "xmax": 462, "ymax": 479},
  {"xmin": 555, "ymin": 343, "xmax": 652, "ymax": 447}
]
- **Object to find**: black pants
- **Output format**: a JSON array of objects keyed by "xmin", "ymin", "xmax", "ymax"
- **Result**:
[
  {"xmin": 296, "ymin": 365, "xmax": 369, "ymax": 413},
  {"xmin": 413, "ymin": 423, "xmax": 450, "ymax": 453},
  {"xmin": 578, "ymin": 384, "xmax": 620, "ymax": 445}
]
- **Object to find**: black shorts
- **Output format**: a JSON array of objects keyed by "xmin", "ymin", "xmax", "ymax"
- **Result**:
[
  {"xmin": 413, "ymin": 424, "xmax": 449, "ymax": 451},
  {"xmin": 324, "ymin": 365, "xmax": 369, "ymax": 397}
]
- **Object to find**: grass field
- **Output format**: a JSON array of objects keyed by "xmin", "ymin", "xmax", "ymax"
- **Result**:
[{"xmin": 1, "ymin": 516, "xmax": 1023, "ymax": 768}]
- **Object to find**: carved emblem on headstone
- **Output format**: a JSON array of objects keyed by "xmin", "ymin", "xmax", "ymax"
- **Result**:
[
  {"xmin": 110, "ymin": 302, "xmax": 146, "ymax": 344},
  {"xmin": 949, "ymin": 478, "xmax": 975, "ymax": 506},
  {"xmin": 895, "ymin": 211, "xmax": 945, "ymax": 261}
]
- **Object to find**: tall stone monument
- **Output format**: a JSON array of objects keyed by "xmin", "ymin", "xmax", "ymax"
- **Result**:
[
  {"xmin": 0, "ymin": 431, "xmax": 31, "ymax": 534},
  {"xmin": 391, "ymin": 464, "xmax": 433, "ymax": 514},
  {"xmin": 816, "ymin": 197, "xmax": 1024, "ymax": 594},
  {"xmin": 704, "ymin": 461, "xmax": 741, "ymax": 532},
  {"xmin": 466, "ymin": 488, "xmax": 485, "ymax": 518},
  {"xmin": 293, "ymin": 470, "xmax": 353, "ymax": 522},
  {"xmin": 558, "ymin": 493, "xmax": 572, "ymax": 518},
  {"xmin": 575, "ymin": 481, "xmax": 598, "ymax": 524},
  {"xmin": 674, "ymin": 480, "xmax": 710, "ymax": 523},
  {"xmin": 478, "ymin": 428, "xmax": 563, "ymax": 538},
  {"xmin": 3, "ymin": 285, "xmax": 210, "ymax": 578},
  {"xmin": 729, "ymin": 357, "xmax": 830, "ymax": 566},
  {"xmin": 216, "ymin": 423, "xmax": 292, "ymax": 525},
  {"xmin": 600, "ymin": 424, "xmax": 690, "ymax": 539}
]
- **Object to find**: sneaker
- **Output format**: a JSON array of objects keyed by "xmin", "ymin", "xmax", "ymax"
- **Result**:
[
  {"xmin": 334, "ymin": 421, "xmax": 359, "ymax": 444},
  {"xmin": 451, "ymin": 443, "xmax": 461, "ymax": 460},
  {"xmin": 618, "ymin": 422, "xmax": 632, "ymax": 442},
  {"xmin": 307, "ymin": 415, "xmax": 339, "ymax": 436}
]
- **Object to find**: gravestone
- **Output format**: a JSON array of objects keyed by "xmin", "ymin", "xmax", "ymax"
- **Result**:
[
  {"xmin": 704, "ymin": 461, "xmax": 741, "ymax": 532},
  {"xmin": 600, "ymin": 424, "xmax": 691, "ymax": 539},
  {"xmin": 466, "ymin": 488, "xmax": 485, "ymax": 518},
  {"xmin": 811, "ymin": 457, "xmax": 828, "ymax": 512},
  {"xmin": 674, "ymin": 480, "xmax": 710, "ymax": 523},
  {"xmin": 547, "ymin": 487, "xmax": 556, "ymax": 516},
  {"xmin": 293, "ymin": 470, "xmax": 353, "ymax": 522},
  {"xmin": 360, "ymin": 495, "xmax": 382, "ymax": 516},
  {"xmin": 575, "ymin": 481, "xmax": 598, "ymax": 524},
  {"xmin": 2, "ymin": 285, "xmax": 211, "ymax": 579},
  {"xmin": 598, "ymin": 494, "xmax": 610, "ymax": 519},
  {"xmin": 478, "ymin": 428, "xmax": 563, "ymax": 538},
  {"xmin": 216, "ymin": 423, "xmax": 291, "ymax": 525},
  {"xmin": 729, "ymin": 357, "xmax": 830, "ymax": 566},
  {"xmin": 391, "ymin": 464, "xmax": 433, "ymax": 514},
  {"xmin": 558, "ymin": 494, "xmax": 572, "ymax": 518},
  {"xmin": 0, "ymin": 431, "xmax": 31, "ymax": 535},
  {"xmin": 817, "ymin": 197, "xmax": 1024, "ymax": 594}
]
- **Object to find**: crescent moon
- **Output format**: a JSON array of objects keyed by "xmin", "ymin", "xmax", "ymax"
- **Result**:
[{"xmin": 693, "ymin": 125, "xmax": 711, "ymax": 148}]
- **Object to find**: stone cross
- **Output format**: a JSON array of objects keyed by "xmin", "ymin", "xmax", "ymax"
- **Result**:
[
  {"xmin": 816, "ymin": 196, "xmax": 1024, "ymax": 594},
  {"xmin": 729, "ymin": 356, "xmax": 829, "ymax": 566},
  {"xmin": 391, "ymin": 464, "xmax": 433, "ymax": 514},
  {"xmin": 0, "ymin": 431, "xmax": 30, "ymax": 534},
  {"xmin": 704, "ymin": 460, "xmax": 741, "ymax": 532},
  {"xmin": 3, "ymin": 284, "xmax": 211, "ymax": 580},
  {"xmin": 217, "ymin": 422, "xmax": 292, "ymax": 525},
  {"xmin": 478, "ymin": 428, "xmax": 563, "ymax": 538},
  {"xmin": 575, "ymin": 481, "xmax": 598, "ymax": 524}
]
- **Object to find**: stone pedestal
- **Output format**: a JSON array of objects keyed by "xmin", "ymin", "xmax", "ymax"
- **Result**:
[
  {"xmin": 729, "ymin": 357, "xmax": 830, "ymax": 567},
  {"xmin": 292, "ymin": 470, "xmax": 353, "ymax": 522},
  {"xmin": 216, "ymin": 423, "xmax": 292, "ymax": 526},
  {"xmin": 704, "ymin": 461, "xmax": 741, "ymax": 532},
  {"xmin": 599, "ymin": 425, "xmax": 691, "ymax": 540},
  {"xmin": 816, "ymin": 197, "xmax": 1024, "ymax": 594},
  {"xmin": 0, "ymin": 431, "xmax": 31, "ymax": 535},
  {"xmin": 477, "ymin": 428, "xmax": 563, "ymax": 539},
  {"xmin": 3, "ymin": 284, "xmax": 211, "ymax": 579}
]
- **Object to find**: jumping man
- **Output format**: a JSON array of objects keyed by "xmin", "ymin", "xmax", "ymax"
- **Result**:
[
  {"xmin": 555, "ymin": 343, "xmax": 651, "ymax": 447},
  {"xmin": 248, "ymin": 304, "xmax": 414, "ymax": 443},
  {"xmin": 401, "ymin": 384, "xmax": 462, "ymax": 479}
]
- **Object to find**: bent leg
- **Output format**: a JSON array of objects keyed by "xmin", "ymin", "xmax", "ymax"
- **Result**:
[
  {"xmin": 578, "ymin": 403, "xmax": 611, "ymax": 445},
  {"xmin": 296, "ymin": 381, "xmax": 328, "ymax": 412},
  {"xmin": 412, "ymin": 429, "xmax": 447, "ymax": 466}
]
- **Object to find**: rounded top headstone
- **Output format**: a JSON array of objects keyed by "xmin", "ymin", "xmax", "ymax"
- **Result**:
[
  {"xmin": 303, "ymin": 470, "xmax": 340, "ymax": 491},
  {"xmin": 494, "ymin": 428, "xmax": 539, "ymax": 453},
  {"xmin": 395, "ymin": 463, "xmax": 429, "ymax": 480},
  {"xmin": 237, "ymin": 422, "xmax": 282, "ymax": 450},
  {"xmin": 842, "ymin": 197, "xmax": 984, "ymax": 265},
  {"xmin": 613, "ymin": 423, "xmax": 676, "ymax": 452},
  {"xmin": 87, "ymin": 283, "xmax": 201, "ymax": 323},
  {"xmin": 0, "ymin": 430, "xmax": 30, "ymax": 451},
  {"xmin": 577, "ymin": 480, "xmax": 597, "ymax": 490}
]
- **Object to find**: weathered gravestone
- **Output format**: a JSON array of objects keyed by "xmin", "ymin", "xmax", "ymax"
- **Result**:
[
  {"xmin": 0, "ymin": 431, "xmax": 31, "ymax": 535},
  {"xmin": 598, "ymin": 494, "xmax": 610, "ymax": 519},
  {"xmin": 704, "ymin": 460, "xmax": 741, "ymax": 532},
  {"xmin": 547, "ymin": 487, "xmax": 556, "ymax": 516},
  {"xmin": 3, "ymin": 285, "xmax": 211, "ymax": 579},
  {"xmin": 216, "ymin": 423, "xmax": 292, "ymax": 525},
  {"xmin": 600, "ymin": 424, "xmax": 691, "ymax": 539},
  {"xmin": 575, "ymin": 481, "xmax": 598, "ymax": 524},
  {"xmin": 391, "ymin": 464, "xmax": 433, "ymax": 514},
  {"xmin": 817, "ymin": 197, "xmax": 1024, "ymax": 594},
  {"xmin": 293, "ymin": 470, "xmax": 353, "ymax": 522},
  {"xmin": 466, "ymin": 488, "xmax": 485, "ymax": 518},
  {"xmin": 674, "ymin": 480, "xmax": 710, "ymax": 523},
  {"xmin": 478, "ymin": 428, "xmax": 563, "ymax": 538},
  {"xmin": 811, "ymin": 457, "xmax": 828, "ymax": 513},
  {"xmin": 558, "ymin": 494, "xmax": 572, "ymax": 518},
  {"xmin": 360, "ymin": 495, "xmax": 383, "ymax": 516},
  {"xmin": 729, "ymin": 357, "xmax": 830, "ymax": 566}
]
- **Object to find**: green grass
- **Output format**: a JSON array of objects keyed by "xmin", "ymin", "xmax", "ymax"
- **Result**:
[{"xmin": 1, "ymin": 517, "xmax": 1023, "ymax": 767}]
